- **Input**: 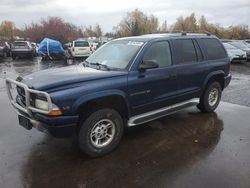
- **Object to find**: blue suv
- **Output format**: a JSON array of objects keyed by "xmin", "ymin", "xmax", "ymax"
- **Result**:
[{"xmin": 6, "ymin": 33, "xmax": 231, "ymax": 157}]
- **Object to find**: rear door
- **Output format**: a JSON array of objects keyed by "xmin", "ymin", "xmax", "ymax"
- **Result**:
[
  {"xmin": 173, "ymin": 38, "xmax": 209, "ymax": 99},
  {"xmin": 128, "ymin": 40, "xmax": 179, "ymax": 115}
]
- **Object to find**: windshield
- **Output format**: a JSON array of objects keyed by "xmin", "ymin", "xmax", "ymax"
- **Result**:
[
  {"xmin": 86, "ymin": 40, "xmax": 144, "ymax": 70},
  {"xmin": 74, "ymin": 41, "xmax": 89, "ymax": 47},
  {"xmin": 223, "ymin": 43, "xmax": 237, "ymax": 49},
  {"xmin": 230, "ymin": 41, "xmax": 248, "ymax": 49}
]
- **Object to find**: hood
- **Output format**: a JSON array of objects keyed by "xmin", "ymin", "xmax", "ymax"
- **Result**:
[
  {"xmin": 227, "ymin": 48, "xmax": 246, "ymax": 56},
  {"xmin": 22, "ymin": 65, "xmax": 127, "ymax": 91}
]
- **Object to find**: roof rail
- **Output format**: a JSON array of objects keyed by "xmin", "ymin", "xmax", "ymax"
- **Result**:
[{"xmin": 171, "ymin": 30, "xmax": 212, "ymax": 36}]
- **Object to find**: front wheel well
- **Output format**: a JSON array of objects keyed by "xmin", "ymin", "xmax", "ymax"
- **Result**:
[{"xmin": 77, "ymin": 95, "xmax": 129, "ymax": 123}]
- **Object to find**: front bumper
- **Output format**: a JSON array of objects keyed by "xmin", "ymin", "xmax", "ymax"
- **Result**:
[
  {"xmin": 231, "ymin": 56, "xmax": 247, "ymax": 63},
  {"xmin": 224, "ymin": 74, "xmax": 232, "ymax": 88},
  {"xmin": 17, "ymin": 110, "xmax": 78, "ymax": 137},
  {"xmin": 6, "ymin": 78, "xmax": 79, "ymax": 137}
]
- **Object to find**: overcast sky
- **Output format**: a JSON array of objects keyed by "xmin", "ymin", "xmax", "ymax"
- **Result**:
[{"xmin": 0, "ymin": 0, "xmax": 249, "ymax": 32}]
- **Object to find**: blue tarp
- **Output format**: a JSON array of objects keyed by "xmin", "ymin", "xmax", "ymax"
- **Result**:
[{"xmin": 38, "ymin": 38, "xmax": 64, "ymax": 56}]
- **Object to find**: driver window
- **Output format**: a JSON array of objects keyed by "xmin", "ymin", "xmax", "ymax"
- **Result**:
[{"xmin": 143, "ymin": 41, "xmax": 172, "ymax": 68}]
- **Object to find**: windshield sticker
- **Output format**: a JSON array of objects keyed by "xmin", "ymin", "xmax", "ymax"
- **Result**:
[{"xmin": 127, "ymin": 41, "xmax": 144, "ymax": 46}]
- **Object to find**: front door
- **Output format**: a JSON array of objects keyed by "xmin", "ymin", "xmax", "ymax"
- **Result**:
[{"xmin": 128, "ymin": 41, "xmax": 179, "ymax": 115}]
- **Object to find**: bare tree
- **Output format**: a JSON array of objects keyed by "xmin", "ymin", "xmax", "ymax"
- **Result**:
[
  {"xmin": 113, "ymin": 9, "xmax": 159, "ymax": 37},
  {"xmin": 0, "ymin": 21, "xmax": 16, "ymax": 40}
]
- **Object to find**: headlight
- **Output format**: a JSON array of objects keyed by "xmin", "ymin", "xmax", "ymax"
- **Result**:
[
  {"xmin": 35, "ymin": 99, "xmax": 62, "ymax": 116},
  {"xmin": 35, "ymin": 99, "xmax": 49, "ymax": 111}
]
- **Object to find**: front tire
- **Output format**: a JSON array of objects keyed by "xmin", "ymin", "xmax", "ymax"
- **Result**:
[
  {"xmin": 198, "ymin": 81, "xmax": 222, "ymax": 113},
  {"xmin": 78, "ymin": 108, "xmax": 124, "ymax": 157}
]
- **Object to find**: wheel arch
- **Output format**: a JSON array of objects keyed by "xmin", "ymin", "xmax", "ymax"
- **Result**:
[
  {"xmin": 203, "ymin": 71, "xmax": 225, "ymax": 91},
  {"xmin": 72, "ymin": 90, "xmax": 130, "ymax": 120}
]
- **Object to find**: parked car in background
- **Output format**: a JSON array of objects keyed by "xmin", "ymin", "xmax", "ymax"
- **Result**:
[
  {"xmin": 63, "ymin": 42, "xmax": 71, "ymax": 50},
  {"xmin": 6, "ymin": 33, "xmax": 231, "ymax": 157},
  {"xmin": 11, "ymin": 41, "xmax": 36, "ymax": 59},
  {"xmin": 38, "ymin": 38, "xmax": 66, "ymax": 61},
  {"xmin": 0, "ymin": 41, "xmax": 11, "ymax": 58},
  {"xmin": 222, "ymin": 42, "xmax": 247, "ymax": 63},
  {"xmin": 242, "ymin": 40, "xmax": 250, "ymax": 48},
  {"xmin": 69, "ymin": 40, "xmax": 92, "ymax": 58},
  {"xmin": 244, "ymin": 40, "xmax": 250, "ymax": 45},
  {"xmin": 31, "ymin": 42, "xmax": 39, "ymax": 56},
  {"xmin": 222, "ymin": 40, "xmax": 250, "ymax": 61}
]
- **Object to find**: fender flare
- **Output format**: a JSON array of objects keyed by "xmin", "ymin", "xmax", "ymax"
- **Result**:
[
  {"xmin": 72, "ymin": 89, "xmax": 130, "ymax": 115},
  {"xmin": 202, "ymin": 70, "xmax": 225, "ymax": 89}
]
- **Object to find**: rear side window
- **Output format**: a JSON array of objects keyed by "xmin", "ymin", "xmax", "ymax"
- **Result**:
[
  {"xmin": 201, "ymin": 39, "xmax": 226, "ymax": 60},
  {"xmin": 175, "ymin": 39, "xmax": 197, "ymax": 64},
  {"xmin": 143, "ymin": 41, "xmax": 172, "ymax": 67}
]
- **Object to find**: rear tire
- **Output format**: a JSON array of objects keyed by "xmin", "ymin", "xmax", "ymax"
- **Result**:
[
  {"xmin": 78, "ymin": 108, "xmax": 124, "ymax": 157},
  {"xmin": 198, "ymin": 81, "xmax": 222, "ymax": 113}
]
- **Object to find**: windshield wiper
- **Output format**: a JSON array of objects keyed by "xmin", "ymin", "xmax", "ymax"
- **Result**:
[
  {"xmin": 83, "ymin": 60, "xmax": 122, "ymax": 71},
  {"xmin": 83, "ymin": 60, "xmax": 90, "ymax": 67},
  {"xmin": 89, "ymin": 62, "xmax": 111, "ymax": 71}
]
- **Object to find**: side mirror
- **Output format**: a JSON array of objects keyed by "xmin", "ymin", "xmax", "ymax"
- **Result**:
[{"xmin": 139, "ymin": 60, "xmax": 159, "ymax": 71}]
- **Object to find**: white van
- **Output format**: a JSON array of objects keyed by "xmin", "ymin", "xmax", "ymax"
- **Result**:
[{"xmin": 70, "ymin": 40, "xmax": 92, "ymax": 57}]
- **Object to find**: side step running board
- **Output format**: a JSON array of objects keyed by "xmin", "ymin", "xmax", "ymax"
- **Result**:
[{"xmin": 128, "ymin": 99, "xmax": 199, "ymax": 127}]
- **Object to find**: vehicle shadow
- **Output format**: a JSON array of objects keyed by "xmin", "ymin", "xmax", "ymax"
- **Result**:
[{"xmin": 21, "ymin": 109, "xmax": 224, "ymax": 188}]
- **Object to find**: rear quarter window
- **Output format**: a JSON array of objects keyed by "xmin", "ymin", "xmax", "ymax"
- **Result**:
[{"xmin": 201, "ymin": 38, "xmax": 226, "ymax": 60}]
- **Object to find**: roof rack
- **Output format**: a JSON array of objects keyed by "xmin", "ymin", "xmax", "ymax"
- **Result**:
[{"xmin": 171, "ymin": 30, "xmax": 212, "ymax": 36}]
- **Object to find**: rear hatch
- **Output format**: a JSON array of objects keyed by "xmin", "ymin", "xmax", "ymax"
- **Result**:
[
  {"xmin": 13, "ymin": 42, "xmax": 29, "ymax": 50},
  {"xmin": 73, "ymin": 41, "xmax": 90, "ymax": 53}
]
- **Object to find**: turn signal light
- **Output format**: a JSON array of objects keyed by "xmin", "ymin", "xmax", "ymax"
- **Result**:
[{"xmin": 48, "ymin": 109, "xmax": 63, "ymax": 116}]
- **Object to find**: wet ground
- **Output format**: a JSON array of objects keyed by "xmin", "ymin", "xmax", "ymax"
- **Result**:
[
  {"xmin": 222, "ymin": 61, "xmax": 250, "ymax": 107},
  {"xmin": 0, "ymin": 58, "xmax": 250, "ymax": 188}
]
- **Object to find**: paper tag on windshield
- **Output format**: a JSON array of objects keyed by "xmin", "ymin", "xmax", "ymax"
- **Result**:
[{"xmin": 127, "ymin": 41, "xmax": 143, "ymax": 46}]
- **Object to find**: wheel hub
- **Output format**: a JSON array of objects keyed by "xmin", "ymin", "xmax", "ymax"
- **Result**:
[
  {"xmin": 90, "ymin": 119, "xmax": 115, "ymax": 148},
  {"xmin": 208, "ymin": 88, "xmax": 219, "ymax": 106}
]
